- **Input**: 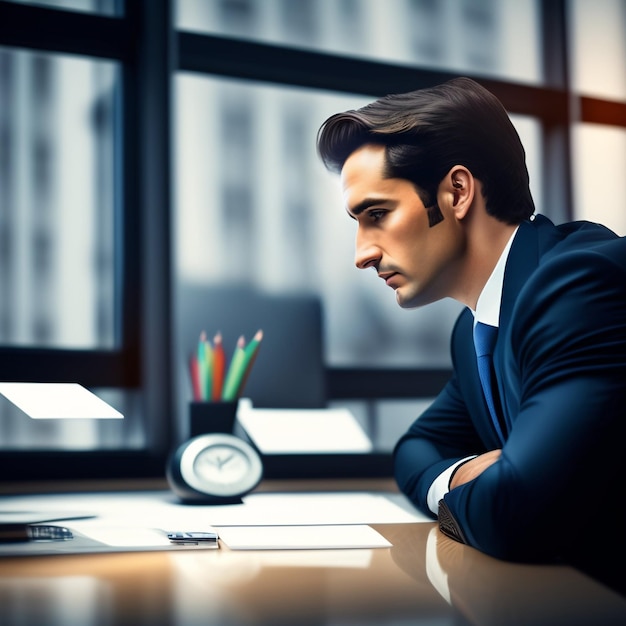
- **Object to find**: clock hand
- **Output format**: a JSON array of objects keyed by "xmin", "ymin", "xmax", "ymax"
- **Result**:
[{"xmin": 216, "ymin": 452, "xmax": 235, "ymax": 469}]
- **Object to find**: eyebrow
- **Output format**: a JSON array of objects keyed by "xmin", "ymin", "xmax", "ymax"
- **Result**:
[{"xmin": 347, "ymin": 197, "xmax": 390, "ymax": 218}]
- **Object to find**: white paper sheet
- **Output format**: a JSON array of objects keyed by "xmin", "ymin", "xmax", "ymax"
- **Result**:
[
  {"xmin": 0, "ymin": 382, "xmax": 123, "ymax": 419},
  {"xmin": 76, "ymin": 526, "xmax": 218, "ymax": 549},
  {"xmin": 217, "ymin": 524, "xmax": 392, "ymax": 550},
  {"xmin": 236, "ymin": 402, "xmax": 372, "ymax": 453},
  {"xmin": 205, "ymin": 492, "xmax": 429, "ymax": 526},
  {"xmin": 0, "ymin": 490, "xmax": 430, "ymax": 557},
  {"xmin": 1, "ymin": 491, "xmax": 430, "ymax": 530}
]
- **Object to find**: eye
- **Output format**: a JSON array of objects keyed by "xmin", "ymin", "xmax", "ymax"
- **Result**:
[{"xmin": 367, "ymin": 208, "xmax": 387, "ymax": 222}]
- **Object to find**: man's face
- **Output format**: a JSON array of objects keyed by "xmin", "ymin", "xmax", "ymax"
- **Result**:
[{"xmin": 341, "ymin": 144, "xmax": 465, "ymax": 308}]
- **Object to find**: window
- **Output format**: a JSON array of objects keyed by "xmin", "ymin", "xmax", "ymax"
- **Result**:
[
  {"xmin": 3, "ymin": 0, "xmax": 118, "ymax": 15},
  {"xmin": 0, "ymin": 0, "xmax": 170, "ymax": 478},
  {"xmin": 568, "ymin": 0, "xmax": 626, "ymax": 101},
  {"xmin": 568, "ymin": 0, "xmax": 626, "ymax": 235},
  {"xmin": 572, "ymin": 125, "xmax": 626, "ymax": 236},
  {"xmin": 0, "ymin": 48, "xmax": 117, "ymax": 350},
  {"xmin": 2, "ymin": 0, "xmax": 625, "ymax": 480},
  {"xmin": 177, "ymin": 0, "xmax": 542, "ymax": 85}
]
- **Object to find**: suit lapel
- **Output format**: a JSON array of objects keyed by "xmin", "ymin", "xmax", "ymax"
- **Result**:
[{"xmin": 493, "ymin": 215, "xmax": 560, "ymax": 432}]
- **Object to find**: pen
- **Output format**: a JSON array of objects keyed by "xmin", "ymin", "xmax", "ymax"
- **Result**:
[
  {"xmin": 0, "ymin": 523, "xmax": 73, "ymax": 543},
  {"xmin": 167, "ymin": 531, "xmax": 219, "ymax": 546}
]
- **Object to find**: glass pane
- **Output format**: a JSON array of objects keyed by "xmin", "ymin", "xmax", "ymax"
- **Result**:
[
  {"xmin": 177, "ymin": 0, "xmax": 542, "ymax": 85},
  {"xmin": 4, "ymin": 0, "xmax": 120, "ymax": 16},
  {"xmin": 572, "ymin": 124, "xmax": 626, "ymax": 236},
  {"xmin": 568, "ymin": 0, "xmax": 626, "ymax": 100},
  {"xmin": 0, "ymin": 48, "xmax": 118, "ymax": 348},
  {"xmin": 510, "ymin": 114, "xmax": 543, "ymax": 216}
]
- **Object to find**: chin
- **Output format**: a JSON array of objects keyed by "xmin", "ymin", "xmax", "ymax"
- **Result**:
[
  {"xmin": 395, "ymin": 287, "xmax": 435, "ymax": 309},
  {"xmin": 395, "ymin": 291, "xmax": 423, "ymax": 309},
  {"xmin": 398, "ymin": 300, "xmax": 425, "ymax": 310}
]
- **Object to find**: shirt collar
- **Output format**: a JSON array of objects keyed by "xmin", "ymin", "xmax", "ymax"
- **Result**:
[{"xmin": 473, "ymin": 227, "xmax": 519, "ymax": 328}]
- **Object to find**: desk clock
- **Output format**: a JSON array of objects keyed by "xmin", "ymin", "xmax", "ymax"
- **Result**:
[{"xmin": 167, "ymin": 433, "xmax": 263, "ymax": 503}]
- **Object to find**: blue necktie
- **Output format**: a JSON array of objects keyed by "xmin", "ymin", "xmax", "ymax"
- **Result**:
[{"xmin": 473, "ymin": 321, "xmax": 505, "ymax": 445}]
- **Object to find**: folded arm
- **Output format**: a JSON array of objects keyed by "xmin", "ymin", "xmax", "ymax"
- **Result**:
[{"xmin": 441, "ymin": 245, "xmax": 626, "ymax": 561}]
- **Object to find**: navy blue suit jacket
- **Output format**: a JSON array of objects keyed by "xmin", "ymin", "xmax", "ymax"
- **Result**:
[{"xmin": 394, "ymin": 214, "xmax": 626, "ymax": 590}]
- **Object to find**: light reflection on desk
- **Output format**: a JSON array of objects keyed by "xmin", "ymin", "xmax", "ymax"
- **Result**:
[
  {"xmin": 1, "ymin": 522, "xmax": 626, "ymax": 625},
  {"xmin": 0, "ymin": 537, "xmax": 451, "ymax": 626},
  {"xmin": 388, "ymin": 523, "xmax": 626, "ymax": 626}
]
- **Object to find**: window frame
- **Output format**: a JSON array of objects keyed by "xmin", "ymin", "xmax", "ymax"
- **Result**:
[
  {"xmin": 1, "ymin": 0, "xmax": 624, "ymax": 482},
  {"xmin": 0, "ymin": 4, "xmax": 140, "ymax": 387},
  {"xmin": 0, "ymin": 0, "xmax": 173, "ymax": 480}
]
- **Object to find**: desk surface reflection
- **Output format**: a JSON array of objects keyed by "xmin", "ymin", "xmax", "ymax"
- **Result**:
[{"xmin": 1, "ymin": 483, "xmax": 625, "ymax": 626}]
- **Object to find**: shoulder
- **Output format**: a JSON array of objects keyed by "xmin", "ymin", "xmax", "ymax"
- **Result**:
[
  {"xmin": 519, "ymin": 213, "xmax": 618, "ymax": 254},
  {"xmin": 511, "ymin": 236, "xmax": 626, "ymax": 363},
  {"xmin": 521, "ymin": 235, "xmax": 626, "ymax": 320},
  {"xmin": 518, "ymin": 215, "xmax": 625, "ymax": 300},
  {"xmin": 534, "ymin": 235, "xmax": 626, "ymax": 290},
  {"xmin": 542, "ymin": 218, "xmax": 624, "ymax": 265}
]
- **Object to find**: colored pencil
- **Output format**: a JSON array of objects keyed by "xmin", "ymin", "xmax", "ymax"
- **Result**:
[
  {"xmin": 188, "ymin": 354, "xmax": 202, "ymax": 401},
  {"xmin": 197, "ymin": 331, "xmax": 213, "ymax": 400},
  {"xmin": 211, "ymin": 331, "xmax": 226, "ymax": 401},
  {"xmin": 221, "ymin": 335, "xmax": 246, "ymax": 401},
  {"xmin": 236, "ymin": 329, "xmax": 263, "ymax": 399}
]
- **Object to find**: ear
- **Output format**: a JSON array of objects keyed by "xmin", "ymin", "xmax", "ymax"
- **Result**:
[{"xmin": 440, "ymin": 166, "xmax": 474, "ymax": 220}]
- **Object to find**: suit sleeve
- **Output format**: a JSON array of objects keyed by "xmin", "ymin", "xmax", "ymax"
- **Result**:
[
  {"xmin": 441, "ymin": 242, "xmax": 626, "ymax": 562},
  {"xmin": 393, "ymin": 313, "xmax": 487, "ymax": 518}
]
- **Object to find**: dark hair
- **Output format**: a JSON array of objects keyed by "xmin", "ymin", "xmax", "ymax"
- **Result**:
[{"xmin": 316, "ymin": 77, "xmax": 534, "ymax": 224}]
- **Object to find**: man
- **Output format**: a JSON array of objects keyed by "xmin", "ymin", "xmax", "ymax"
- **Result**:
[{"xmin": 317, "ymin": 77, "xmax": 626, "ymax": 595}]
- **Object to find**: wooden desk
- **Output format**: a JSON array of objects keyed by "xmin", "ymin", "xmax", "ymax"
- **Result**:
[{"xmin": 1, "ymin": 481, "xmax": 625, "ymax": 626}]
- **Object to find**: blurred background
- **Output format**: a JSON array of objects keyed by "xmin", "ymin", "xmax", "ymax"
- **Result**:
[{"xmin": 1, "ymin": 0, "xmax": 625, "ymax": 477}]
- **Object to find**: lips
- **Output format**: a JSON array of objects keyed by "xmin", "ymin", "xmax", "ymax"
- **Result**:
[{"xmin": 379, "ymin": 272, "xmax": 400, "ymax": 288}]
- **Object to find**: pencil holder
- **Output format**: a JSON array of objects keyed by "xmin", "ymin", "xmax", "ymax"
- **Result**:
[{"xmin": 189, "ymin": 400, "xmax": 239, "ymax": 437}]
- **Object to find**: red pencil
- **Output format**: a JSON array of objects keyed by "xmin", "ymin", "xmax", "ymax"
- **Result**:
[
  {"xmin": 211, "ymin": 331, "xmax": 226, "ymax": 400},
  {"xmin": 188, "ymin": 354, "xmax": 202, "ymax": 401}
]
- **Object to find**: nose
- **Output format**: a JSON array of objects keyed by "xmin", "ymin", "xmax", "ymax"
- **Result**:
[{"xmin": 355, "ymin": 230, "xmax": 381, "ymax": 270}]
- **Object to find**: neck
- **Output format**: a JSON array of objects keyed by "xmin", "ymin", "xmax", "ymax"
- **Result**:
[{"xmin": 453, "ymin": 213, "xmax": 517, "ymax": 310}]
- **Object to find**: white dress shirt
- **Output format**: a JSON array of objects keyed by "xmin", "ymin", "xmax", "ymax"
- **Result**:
[{"xmin": 426, "ymin": 227, "xmax": 519, "ymax": 514}]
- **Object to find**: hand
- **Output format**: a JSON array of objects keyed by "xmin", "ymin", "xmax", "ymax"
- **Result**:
[{"xmin": 449, "ymin": 449, "xmax": 501, "ymax": 490}]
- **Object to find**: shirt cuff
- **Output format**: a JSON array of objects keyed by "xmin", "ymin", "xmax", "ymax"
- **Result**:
[{"xmin": 426, "ymin": 455, "xmax": 478, "ymax": 515}]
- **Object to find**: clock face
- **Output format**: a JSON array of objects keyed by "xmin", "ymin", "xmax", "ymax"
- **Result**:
[
  {"xmin": 193, "ymin": 443, "xmax": 251, "ymax": 485},
  {"xmin": 175, "ymin": 433, "xmax": 263, "ymax": 500}
]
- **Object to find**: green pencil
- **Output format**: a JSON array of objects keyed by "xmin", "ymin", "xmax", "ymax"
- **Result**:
[
  {"xmin": 221, "ymin": 335, "xmax": 247, "ymax": 401},
  {"xmin": 197, "ymin": 331, "xmax": 213, "ymax": 401},
  {"xmin": 235, "ymin": 329, "xmax": 263, "ymax": 399},
  {"xmin": 221, "ymin": 330, "xmax": 263, "ymax": 400}
]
